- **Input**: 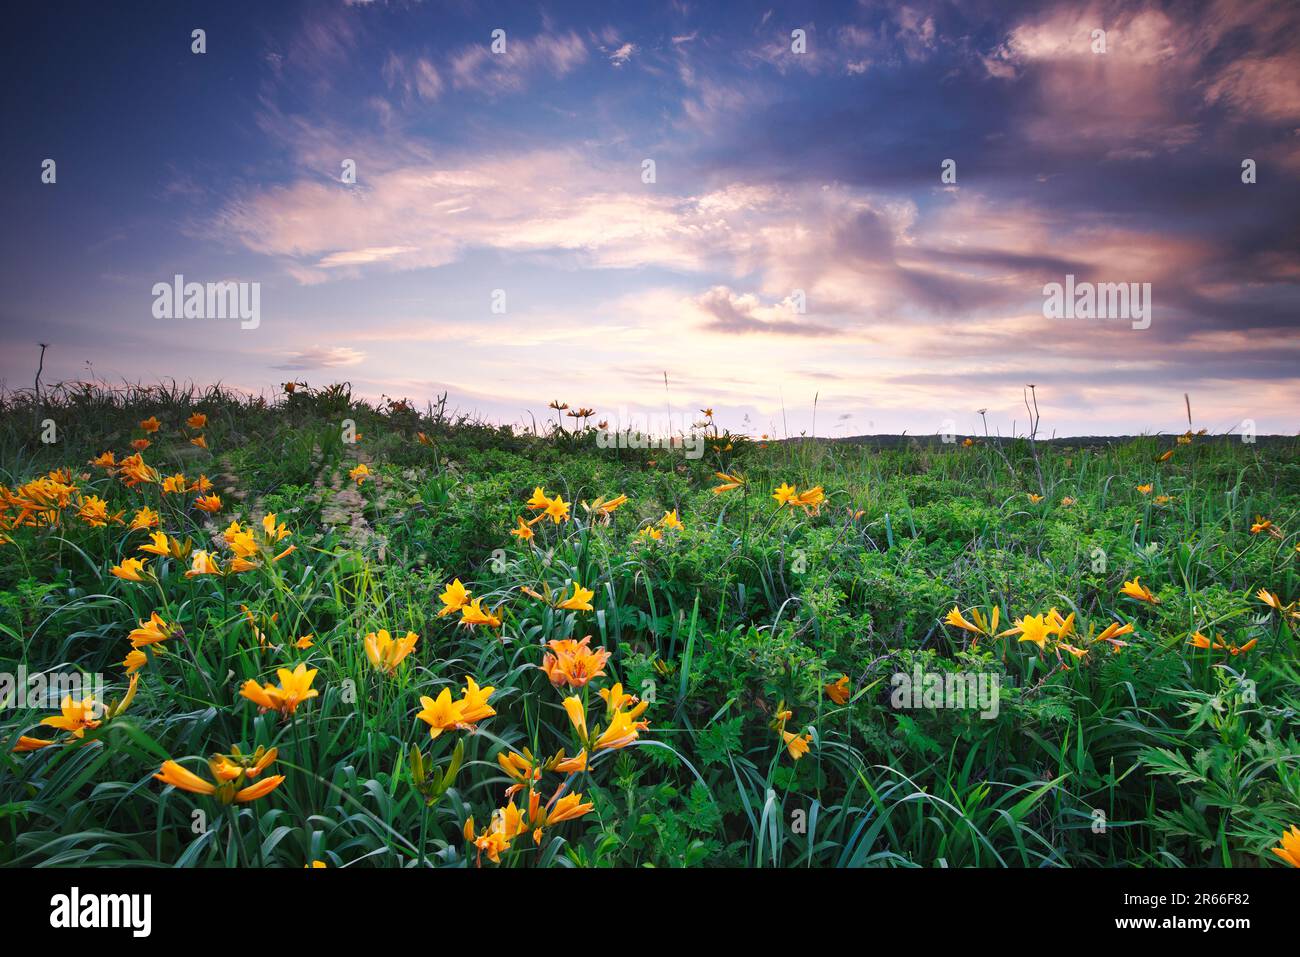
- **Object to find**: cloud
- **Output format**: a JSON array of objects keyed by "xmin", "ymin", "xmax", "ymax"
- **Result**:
[
  {"xmin": 274, "ymin": 346, "xmax": 367, "ymax": 370},
  {"xmin": 448, "ymin": 30, "xmax": 587, "ymax": 93},
  {"xmin": 692, "ymin": 286, "xmax": 840, "ymax": 337}
]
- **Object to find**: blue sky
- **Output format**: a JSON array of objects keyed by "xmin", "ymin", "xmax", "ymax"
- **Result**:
[{"xmin": 2, "ymin": 0, "xmax": 1298, "ymax": 437}]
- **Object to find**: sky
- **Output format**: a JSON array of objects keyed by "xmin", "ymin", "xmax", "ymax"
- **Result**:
[{"xmin": 1, "ymin": 0, "xmax": 1298, "ymax": 438}]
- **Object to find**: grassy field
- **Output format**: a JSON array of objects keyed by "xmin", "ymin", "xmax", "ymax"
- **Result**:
[{"xmin": 1, "ymin": 380, "xmax": 1298, "ymax": 868}]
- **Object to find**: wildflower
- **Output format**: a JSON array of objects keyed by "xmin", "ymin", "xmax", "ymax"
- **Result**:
[
  {"xmin": 349, "ymin": 463, "xmax": 370, "ymax": 485},
  {"xmin": 1136, "ymin": 484, "xmax": 1153, "ymax": 495},
  {"xmin": 636, "ymin": 526, "xmax": 662, "ymax": 542},
  {"xmin": 239, "ymin": 663, "xmax": 319, "ymax": 716},
  {"xmin": 140, "ymin": 416, "xmax": 161, "ymax": 433},
  {"xmin": 509, "ymin": 516, "xmax": 535, "ymax": 541},
  {"xmin": 364, "ymin": 629, "xmax": 419, "ymax": 674},
  {"xmin": 1007, "ymin": 613, "xmax": 1053, "ymax": 649},
  {"xmin": 593, "ymin": 700, "xmax": 650, "ymax": 751},
  {"xmin": 185, "ymin": 550, "xmax": 222, "ymax": 577},
  {"xmin": 962, "ymin": 438, "xmax": 974, "ymax": 447},
  {"xmin": 1120, "ymin": 577, "xmax": 1160, "ymax": 605},
  {"xmin": 1028, "ymin": 493, "xmax": 1044, "ymax": 504},
  {"xmin": 161, "ymin": 473, "xmax": 187, "ymax": 495},
  {"xmin": 825, "ymin": 674, "xmax": 851, "ymax": 705},
  {"xmin": 712, "ymin": 471, "xmax": 746, "ymax": 494},
  {"xmin": 130, "ymin": 438, "xmax": 151, "ymax": 451},
  {"xmin": 1092, "ymin": 621, "xmax": 1135, "ymax": 651},
  {"xmin": 468, "ymin": 802, "xmax": 528, "ymax": 864},
  {"xmin": 416, "ymin": 678, "xmax": 496, "ymax": 740},
  {"xmin": 76, "ymin": 496, "xmax": 121, "ymax": 527},
  {"xmin": 40, "ymin": 695, "xmax": 102, "ymax": 738},
  {"xmin": 795, "ymin": 486, "xmax": 826, "ymax": 513},
  {"xmin": 128, "ymin": 612, "xmax": 179, "ymax": 650},
  {"xmin": 460, "ymin": 597, "xmax": 502, "ymax": 628},
  {"xmin": 262, "ymin": 513, "xmax": 291, "ymax": 542},
  {"xmin": 772, "ymin": 483, "xmax": 799, "ymax": 506},
  {"xmin": 91, "ymin": 451, "xmax": 116, "ymax": 469},
  {"xmin": 129, "ymin": 506, "xmax": 160, "ymax": 531},
  {"xmin": 944, "ymin": 605, "xmax": 1001, "ymax": 645},
  {"xmin": 189, "ymin": 474, "xmax": 213, "ymax": 493},
  {"xmin": 155, "ymin": 746, "xmax": 283, "ymax": 804},
  {"xmin": 123, "ymin": 649, "xmax": 147, "ymax": 674},
  {"xmin": 137, "ymin": 531, "xmax": 174, "ymax": 557},
  {"xmin": 659, "ymin": 509, "xmax": 683, "ymax": 531},
  {"xmin": 295, "ymin": 635, "xmax": 314, "ymax": 650},
  {"xmin": 1251, "ymin": 517, "xmax": 1284, "ymax": 539},
  {"xmin": 187, "ymin": 412, "xmax": 207, "ymax": 429},
  {"xmin": 1272, "ymin": 826, "xmax": 1300, "ymax": 868},
  {"xmin": 1061, "ymin": 496, "xmax": 1076, "ymax": 507},
  {"xmin": 541, "ymin": 636, "xmax": 611, "ymax": 688},
  {"xmin": 556, "ymin": 582, "xmax": 595, "ymax": 612},
  {"xmin": 1188, "ymin": 632, "xmax": 1257, "ymax": 655},
  {"xmin": 598, "ymin": 683, "xmax": 638, "ymax": 714},
  {"xmin": 438, "ymin": 578, "xmax": 471, "ymax": 617},
  {"xmin": 583, "ymin": 494, "xmax": 628, "ymax": 520},
  {"xmin": 781, "ymin": 728, "xmax": 813, "ymax": 761},
  {"xmin": 1046, "ymin": 607, "xmax": 1076, "ymax": 640},
  {"xmin": 1157, "ymin": 449, "xmax": 1175, "ymax": 462},
  {"xmin": 194, "ymin": 494, "xmax": 222, "ymax": 513},
  {"xmin": 110, "ymin": 557, "xmax": 150, "ymax": 582},
  {"xmin": 117, "ymin": 454, "xmax": 159, "ymax": 487},
  {"xmin": 191, "ymin": 435, "xmax": 208, "ymax": 450},
  {"xmin": 563, "ymin": 696, "xmax": 588, "ymax": 743},
  {"xmin": 554, "ymin": 750, "xmax": 588, "ymax": 773},
  {"xmin": 540, "ymin": 494, "xmax": 570, "ymax": 524}
]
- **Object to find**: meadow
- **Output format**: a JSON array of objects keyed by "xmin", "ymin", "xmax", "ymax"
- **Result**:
[{"xmin": 1, "ymin": 380, "xmax": 1298, "ymax": 869}]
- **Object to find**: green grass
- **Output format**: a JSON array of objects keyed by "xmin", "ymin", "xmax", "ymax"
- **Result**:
[{"xmin": 1, "ymin": 380, "xmax": 1297, "ymax": 868}]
